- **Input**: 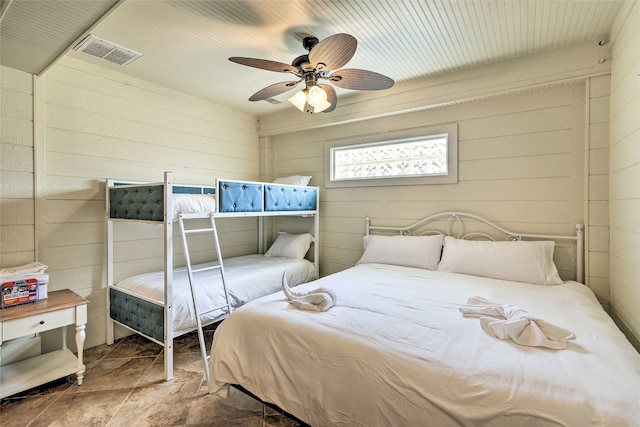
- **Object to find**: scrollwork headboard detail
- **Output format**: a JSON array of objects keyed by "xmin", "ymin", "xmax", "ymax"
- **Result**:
[{"xmin": 365, "ymin": 212, "xmax": 584, "ymax": 283}]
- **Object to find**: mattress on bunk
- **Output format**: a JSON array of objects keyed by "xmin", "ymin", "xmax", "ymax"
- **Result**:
[{"xmin": 114, "ymin": 255, "xmax": 315, "ymax": 334}]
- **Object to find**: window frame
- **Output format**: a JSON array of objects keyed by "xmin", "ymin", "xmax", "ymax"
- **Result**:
[{"xmin": 324, "ymin": 123, "xmax": 458, "ymax": 188}]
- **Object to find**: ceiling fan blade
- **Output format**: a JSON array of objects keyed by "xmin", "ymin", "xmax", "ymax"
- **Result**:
[
  {"xmin": 229, "ymin": 57, "xmax": 299, "ymax": 74},
  {"xmin": 248, "ymin": 81, "xmax": 300, "ymax": 101},
  {"xmin": 319, "ymin": 84, "xmax": 337, "ymax": 113},
  {"xmin": 308, "ymin": 33, "xmax": 357, "ymax": 71},
  {"xmin": 329, "ymin": 69, "xmax": 395, "ymax": 90}
]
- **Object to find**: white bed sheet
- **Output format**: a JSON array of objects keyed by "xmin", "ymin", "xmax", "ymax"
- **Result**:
[
  {"xmin": 115, "ymin": 254, "xmax": 315, "ymax": 335},
  {"xmin": 209, "ymin": 263, "xmax": 640, "ymax": 427}
]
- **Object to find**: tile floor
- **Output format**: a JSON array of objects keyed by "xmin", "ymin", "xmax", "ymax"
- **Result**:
[{"xmin": 1, "ymin": 327, "xmax": 305, "ymax": 426}]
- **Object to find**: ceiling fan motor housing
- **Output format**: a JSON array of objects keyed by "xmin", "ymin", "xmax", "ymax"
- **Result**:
[
  {"xmin": 304, "ymin": 73, "xmax": 319, "ymax": 88},
  {"xmin": 302, "ymin": 36, "xmax": 319, "ymax": 51},
  {"xmin": 291, "ymin": 54, "xmax": 314, "ymax": 72}
]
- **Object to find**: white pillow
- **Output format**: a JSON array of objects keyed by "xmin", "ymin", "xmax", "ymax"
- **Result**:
[
  {"xmin": 436, "ymin": 236, "xmax": 563, "ymax": 285},
  {"xmin": 265, "ymin": 232, "xmax": 314, "ymax": 259},
  {"xmin": 356, "ymin": 234, "xmax": 444, "ymax": 270},
  {"xmin": 273, "ymin": 175, "xmax": 312, "ymax": 186}
]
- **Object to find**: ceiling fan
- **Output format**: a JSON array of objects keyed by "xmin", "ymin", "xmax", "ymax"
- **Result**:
[{"xmin": 229, "ymin": 33, "xmax": 395, "ymax": 114}]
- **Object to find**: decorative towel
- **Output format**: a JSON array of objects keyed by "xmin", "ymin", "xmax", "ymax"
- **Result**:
[
  {"xmin": 282, "ymin": 273, "xmax": 336, "ymax": 312},
  {"xmin": 459, "ymin": 296, "xmax": 576, "ymax": 349},
  {"xmin": 0, "ymin": 262, "xmax": 48, "ymax": 279}
]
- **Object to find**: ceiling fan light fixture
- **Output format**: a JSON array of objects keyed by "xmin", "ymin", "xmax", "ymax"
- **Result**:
[
  {"xmin": 311, "ymin": 98, "xmax": 331, "ymax": 113},
  {"xmin": 307, "ymin": 85, "xmax": 330, "ymax": 110},
  {"xmin": 288, "ymin": 90, "xmax": 308, "ymax": 112},
  {"xmin": 288, "ymin": 85, "xmax": 331, "ymax": 113}
]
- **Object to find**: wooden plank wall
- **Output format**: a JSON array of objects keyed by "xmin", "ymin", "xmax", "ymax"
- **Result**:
[
  {"xmin": 269, "ymin": 82, "xmax": 610, "ymax": 305},
  {"xmin": 0, "ymin": 67, "xmax": 35, "ymax": 268},
  {"xmin": 609, "ymin": 1, "xmax": 640, "ymax": 347},
  {"xmin": 587, "ymin": 75, "xmax": 611, "ymax": 307},
  {"xmin": 35, "ymin": 57, "xmax": 259, "ymax": 348}
]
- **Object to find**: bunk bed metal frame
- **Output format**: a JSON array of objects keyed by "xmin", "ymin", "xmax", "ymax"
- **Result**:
[{"xmin": 106, "ymin": 171, "xmax": 319, "ymax": 381}]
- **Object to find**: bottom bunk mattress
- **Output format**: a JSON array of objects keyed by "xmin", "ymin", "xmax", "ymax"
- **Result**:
[
  {"xmin": 209, "ymin": 264, "xmax": 640, "ymax": 427},
  {"xmin": 110, "ymin": 254, "xmax": 315, "ymax": 336}
]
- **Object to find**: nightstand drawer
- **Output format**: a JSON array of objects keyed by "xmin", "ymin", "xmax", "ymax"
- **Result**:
[{"xmin": 2, "ymin": 307, "xmax": 75, "ymax": 341}]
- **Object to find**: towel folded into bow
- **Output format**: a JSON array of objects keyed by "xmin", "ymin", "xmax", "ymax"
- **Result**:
[
  {"xmin": 459, "ymin": 296, "xmax": 576, "ymax": 349},
  {"xmin": 282, "ymin": 273, "xmax": 336, "ymax": 312}
]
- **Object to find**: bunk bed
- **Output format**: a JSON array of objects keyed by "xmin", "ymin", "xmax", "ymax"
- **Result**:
[
  {"xmin": 209, "ymin": 212, "xmax": 640, "ymax": 426},
  {"xmin": 106, "ymin": 171, "xmax": 319, "ymax": 381}
]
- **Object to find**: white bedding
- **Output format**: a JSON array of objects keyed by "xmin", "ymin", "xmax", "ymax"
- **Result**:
[
  {"xmin": 115, "ymin": 254, "xmax": 315, "ymax": 335},
  {"xmin": 172, "ymin": 193, "xmax": 217, "ymax": 219},
  {"xmin": 209, "ymin": 263, "xmax": 640, "ymax": 426}
]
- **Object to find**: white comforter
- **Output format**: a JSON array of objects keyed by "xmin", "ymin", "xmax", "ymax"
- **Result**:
[
  {"xmin": 115, "ymin": 255, "xmax": 315, "ymax": 335},
  {"xmin": 209, "ymin": 264, "xmax": 640, "ymax": 426}
]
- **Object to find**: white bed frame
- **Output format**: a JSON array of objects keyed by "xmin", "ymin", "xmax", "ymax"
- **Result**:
[
  {"xmin": 106, "ymin": 171, "xmax": 319, "ymax": 380},
  {"xmin": 365, "ymin": 212, "xmax": 584, "ymax": 283}
]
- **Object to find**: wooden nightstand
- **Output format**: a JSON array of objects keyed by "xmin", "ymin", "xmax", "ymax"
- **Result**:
[{"xmin": 0, "ymin": 289, "xmax": 88, "ymax": 398}]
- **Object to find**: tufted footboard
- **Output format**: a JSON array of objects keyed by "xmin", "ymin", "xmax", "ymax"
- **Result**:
[{"xmin": 109, "ymin": 288, "xmax": 164, "ymax": 342}]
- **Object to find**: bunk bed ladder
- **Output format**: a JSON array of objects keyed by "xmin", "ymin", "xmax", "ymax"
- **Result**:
[{"xmin": 178, "ymin": 213, "xmax": 232, "ymax": 385}]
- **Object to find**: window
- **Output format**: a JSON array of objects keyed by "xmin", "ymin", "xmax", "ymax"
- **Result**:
[
  {"xmin": 325, "ymin": 123, "xmax": 457, "ymax": 188},
  {"xmin": 332, "ymin": 134, "xmax": 449, "ymax": 180}
]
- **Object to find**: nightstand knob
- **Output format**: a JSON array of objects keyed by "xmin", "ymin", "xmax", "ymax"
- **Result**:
[{"xmin": 39, "ymin": 320, "xmax": 45, "ymax": 325}]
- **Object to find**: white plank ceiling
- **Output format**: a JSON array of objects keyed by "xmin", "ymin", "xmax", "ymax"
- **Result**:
[{"xmin": 1, "ymin": 0, "xmax": 626, "ymax": 117}]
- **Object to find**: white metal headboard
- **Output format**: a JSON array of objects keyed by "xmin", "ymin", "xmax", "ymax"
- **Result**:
[{"xmin": 365, "ymin": 212, "xmax": 584, "ymax": 283}]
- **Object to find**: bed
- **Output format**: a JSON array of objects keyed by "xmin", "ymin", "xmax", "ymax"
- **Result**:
[
  {"xmin": 106, "ymin": 171, "xmax": 319, "ymax": 381},
  {"xmin": 208, "ymin": 212, "xmax": 640, "ymax": 426}
]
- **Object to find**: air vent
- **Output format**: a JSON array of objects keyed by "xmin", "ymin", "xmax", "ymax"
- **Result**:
[
  {"xmin": 73, "ymin": 34, "xmax": 142, "ymax": 67},
  {"xmin": 264, "ymin": 98, "xmax": 282, "ymax": 105}
]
